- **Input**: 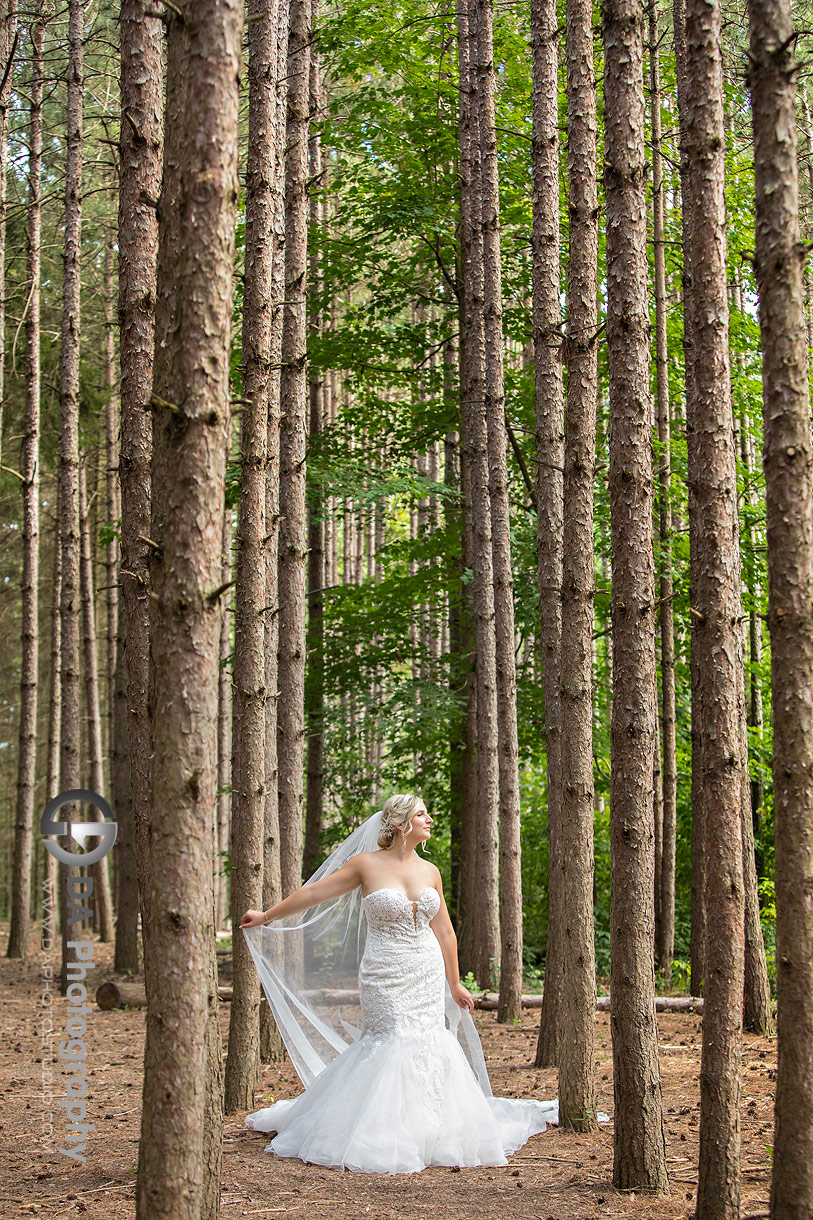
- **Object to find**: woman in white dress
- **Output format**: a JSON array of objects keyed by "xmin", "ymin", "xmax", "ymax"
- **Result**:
[{"xmin": 239, "ymin": 793, "xmax": 561, "ymax": 1174}]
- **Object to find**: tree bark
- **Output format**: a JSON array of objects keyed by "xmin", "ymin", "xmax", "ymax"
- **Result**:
[
  {"xmin": 557, "ymin": 0, "xmax": 598, "ymax": 1130},
  {"xmin": 673, "ymin": 0, "xmax": 707, "ymax": 1002},
  {"xmin": 682, "ymin": 0, "xmax": 746, "ymax": 1212},
  {"xmin": 45, "ymin": 505, "xmax": 62, "ymax": 919},
  {"xmin": 260, "ymin": 0, "xmax": 288, "ymax": 1065},
  {"xmin": 648, "ymin": 3, "xmax": 676, "ymax": 983},
  {"xmin": 445, "ymin": 416, "xmax": 470, "ymax": 931},
  {"xmin": 473, "ymin": 0, "xmax": 522, "ymax": 1020},
  {"xmin": 103, "ymin": 236, "xmax": 121, "ymax": 767},
  {"xmin": 78, "ymin": 458, "xmax": 115, "ymax": 942},
  {"xmin": 0, "ymin": 0, "xmax": 17, "ymax": 471},
  {"xmin": 7, "ymin": 2, "xmax": 41, "ymax": 962},
  {"xmin": 136, "ymin": 3, "xmax": 241, "ymax": 1216},
  {"xmin": 118, "ymin": 0, "xmax": 163, "ymax": 968},
  {"xmin": 58, "ymin": 0, "xmax": 85, "ymax": 995},
  {"xmin": 215, "ymin": 506, "xmax": 232, "ymax": 934},
  {"xmin": 111, "ymin": 218, "xmax": 137, "ymax": 972},
  {"xmin": 304, "ymin": 14, "xmax": 325, "ymax": 879},
  {"xmin": 455, "ymin": 369, "xmax": 480, "ymax": 972},
  {"xmin": 740, "ymin": 658, "xmax": 773, "ymax": 1035},
  {"xmin": 736, "ymin": 367, "xmax": 765, "ymax": 847},
  {"xmin": 277, "ymin": 0, "xmax": 311, "ymax": 897},
  {"xmin": 456, "ymin": 0, "xmax": 501, "ymax": 988},
  {"xmin": 747, "ymin": 0, "xmax": 813, "ymax": 1211},
  {"xmin": 222, "ymin": 30, "xmax": 282, "ymax": 1115},
  {"xmin": 530, "ymin": 0, "xmax": 564, "ymax": 1068},
  {"xmin": 112, "ymin": 608, "xmax": 137, "ymax": 970},
  {"xmin": 603, "ymin": 0, "xmax": 668, "ymax": 1190}
]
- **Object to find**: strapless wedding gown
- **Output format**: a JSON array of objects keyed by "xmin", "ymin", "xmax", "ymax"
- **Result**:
[{"xmin": 244, "ymin": 885, "xmax": 561, "ymax": 1174}]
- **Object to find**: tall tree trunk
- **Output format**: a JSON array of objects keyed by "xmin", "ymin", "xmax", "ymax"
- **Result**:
[
  {"xmin": 649, "ymin": 3, "xmax": 676, "ymax": 982},
  {"xmin": 456, "ymin": 0, "xmax": 500, "ymax": 988},
  {"xmin": 557, "ymin": 0, "xmax": 598, "ymax": 1129},
  {"xmin": 224, "ymin": 0, "xmax": 287, "ymax": 1110},
  {"xmin": 445, "ymin": 418, "xmax": 468, "ymax": 929},
  {"xmin": 747, "ymin": 0, "xmax": 813, "ymax": 1211},
  {"xmin": 304, "ymin": 16, "xmax": 324, "ymax": 879},
  {"xmin": 110, "ymin": 203, "xmax": 136, "ymax": 968},
  {"xmin": 531, "ymin": 0, "xmax": 565, "ymax": 1068},
  {"xmin": 739, "ymin": 631, "xmax": 773, "ymax": 1034},
  {"xmin": 103, "ymin": 235, "xmax": 121, "ymax": 776},
  {"xmin": 118, "ymin": 0, "xmax": 163, "ymax": 968},
  {"xmin": 58, "ymin": 0, "xmax": 85, "ymax": 995},
  {"xmin": 673, "ymin": 0, "xmax": 707, "ymax": 1001},
  {"xmin": 45, "ymin": 521, "xmax": 61, "ymax": 917},
  {"xmin": 260, "ymin": 0, "xmax": 289, "ymax": 1065},
  {"xmin": 683, "ymin": 0, "xmax": 746, "ymax": 1212},
  {"xmin": 455, "ymin": 361, "xmax": 480, "ymax": 972},
  {"xmin": 112, "ymin": 610, "xmax": 136, "ymax": 970},
  {"xmin": 603, "ymin": 0, "xmax": 669, "ymax": 1191},
  {"xmin": 736, "ymin": 365, "xmax": 765, "ymax": 846},
  {"xmin": 7, "ymin": 2, "xmax": 41, "ymax": 962},
  {"xmin": 136, "ymin": 3, "xmax": 240, "ymax": 1216},
  {"xmin": 0, "ymin": 0, "xmax": 17, "ymax": 471},
  {"xmin": 79, "ymin": 458, "xmax": 115, "ymax": 942},
  {"xmin": 277, "ymin": 0, "xmax": 311, "ymax": 897},
  {"xmin": 215, "ymin": 508, "xmax": 232, "ymax": 934},
  {"xmin": 223, "ymin": 437, "xmax": 265, "ymax": 1116},
  {"xmin": 473, "ymin": 0, "xmax": 521, "ymax": 1019}
]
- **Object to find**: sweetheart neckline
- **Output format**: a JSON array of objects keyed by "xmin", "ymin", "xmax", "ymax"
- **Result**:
[{"xmin": 362, "ymin": 885, "xmax": 438, "ymax": 905}]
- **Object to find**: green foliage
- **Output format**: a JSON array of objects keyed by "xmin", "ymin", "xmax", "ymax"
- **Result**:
[{"xmin": 0, "ymin": 0, "xmax": 778, "ymax": 999}]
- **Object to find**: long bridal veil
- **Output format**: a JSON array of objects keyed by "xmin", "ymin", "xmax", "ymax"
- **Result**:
[{"xmin": 242, "ymin": 809, "xmax": 493, "ymax": 1095}]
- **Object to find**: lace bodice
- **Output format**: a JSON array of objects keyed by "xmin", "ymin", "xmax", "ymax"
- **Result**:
[{"xmin": 362, "ymin": 885, "xmax": 440, "ymax": 939}]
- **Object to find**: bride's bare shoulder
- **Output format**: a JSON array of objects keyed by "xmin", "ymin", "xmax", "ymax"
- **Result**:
[
  {"xmin": 427, "ymin": 861, "xmax": 443, "ymax": 887},
  {"xmin": 351, "ymin": 850, "xmax": 383, "ymax": 872}
]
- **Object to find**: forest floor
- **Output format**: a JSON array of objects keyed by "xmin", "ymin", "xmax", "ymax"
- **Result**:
[{"xmin": 1, "ymin": 922, "xmax": 776, "ymax": 1220}]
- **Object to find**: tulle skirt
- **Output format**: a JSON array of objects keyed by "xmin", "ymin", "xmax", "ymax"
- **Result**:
[{"xmin": 245, "ymin": 1022, "xmax": 560, "ymax": 1175}]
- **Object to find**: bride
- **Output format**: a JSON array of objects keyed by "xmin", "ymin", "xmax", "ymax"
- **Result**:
[{"xmin": 239, "ymin": 793, "xmax": 561, "ymax": 1174}]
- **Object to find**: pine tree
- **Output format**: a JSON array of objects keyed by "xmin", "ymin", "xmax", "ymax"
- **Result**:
[
  {"xmin": 747, "ymin": 0, "xmax": 813, "ymax": 1209},
  {"xmin": 682, "ymin": 0, "xmax": 746, "ymax": 1209},
  {"xmin": 472, "ymin": 0, "xmax": 522, "ymax": 1019},
  {"xmin": 603, "ymin": 0, "xmax": 668, "ymax": 1189},
  {"xmin": 57, "ymin": 0, "xmax": 85, "ymax": 995},
  {"xmin": 136, "ymin": 2, "xmax": 241, "ymax": 1214},
  {"xmin": 531, "ymin": 0, "xmax": 565, "ymax": 1068},
  {"xmin": 557, "ymin": 0, "xmax": 599, "ymax": 1129},
  {"xmin": 117, "ymin": 0, "xmax": 163, "ymax": 970},
  {"xmin": 7, "ymin": 4, "xmax": 42, "ymax": 962},
  {"xmin": 278, "ymin": 0, "xmax": 311, "ymax": 896}
]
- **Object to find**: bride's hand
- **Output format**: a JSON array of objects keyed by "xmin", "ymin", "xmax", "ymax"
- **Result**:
[
  {"xmin": 240, "ymin": 909, "xmax": 267, "ymax": 929},
  {"xmin": 451, "ymin": 982, "xmax": 475, "ymax": 1013}
]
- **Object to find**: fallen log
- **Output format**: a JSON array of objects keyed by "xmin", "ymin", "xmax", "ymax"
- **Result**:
[
  {"xmin": 96, "ymin": 981, "xmax": 147, "ymax": 1010},
  {"xmin": 212, "ymin": 987, "xmax": 703, "ymax": 1012},
  {"xmin": 473, "ymin": 993, "xmax": 703, "ymax": 1013},
  {"xmin": 96, "ymin": 981, "xmax": 234, "ymax": 1010}
]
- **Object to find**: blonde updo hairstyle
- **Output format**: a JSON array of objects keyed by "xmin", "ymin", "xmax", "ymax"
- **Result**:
[{"xmin": 377, "ymin": 793, "xmax": 424, "ymax": 849}]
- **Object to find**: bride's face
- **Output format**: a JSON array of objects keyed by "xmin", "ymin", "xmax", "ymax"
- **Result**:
[{"xmin": 408, "ymin": 807, "xmax": 433, "ymax": 841}]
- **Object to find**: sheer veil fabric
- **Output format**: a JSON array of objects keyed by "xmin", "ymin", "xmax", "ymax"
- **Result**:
[{"xmin": 241, "ymin": 809, "xmax": 493, "ymax": 1093}]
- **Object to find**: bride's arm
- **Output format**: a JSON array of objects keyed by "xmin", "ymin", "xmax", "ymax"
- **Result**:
[
  {"xmin": 428, "ymin": 871, "xmax": 475, "ymax": 1012},
  {"xmin": 239, "ymin": 858, "xmax": 363, "ymax": 928}
]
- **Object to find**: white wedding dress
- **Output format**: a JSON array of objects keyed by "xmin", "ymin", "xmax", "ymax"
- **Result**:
[{"xmin": 244, "ymin": 885, "xmax": 561, "ymax": 1174}]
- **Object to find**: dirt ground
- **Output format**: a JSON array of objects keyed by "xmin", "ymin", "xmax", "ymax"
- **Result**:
[{"xmin": 1, "ymin": 924, "xmax": 775, "ymax": 1220}]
